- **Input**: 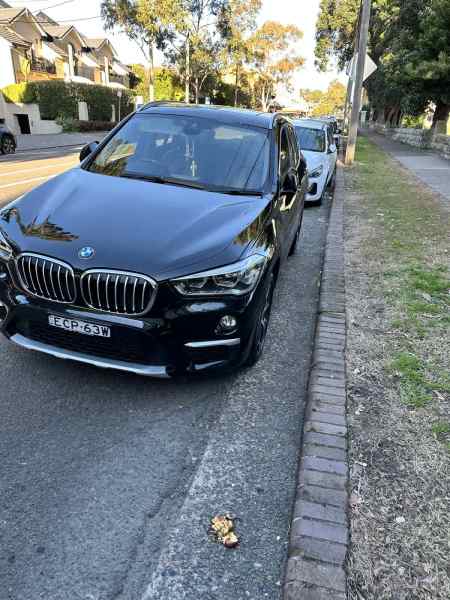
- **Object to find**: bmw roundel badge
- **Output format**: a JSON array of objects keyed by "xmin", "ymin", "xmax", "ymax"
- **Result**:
[{"xmin": 78, "ymin": 246, "xmax": 95, "ymax": 259}]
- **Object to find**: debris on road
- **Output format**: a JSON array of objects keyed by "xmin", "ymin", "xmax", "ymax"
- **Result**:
[{"xmin": 210, "ymin": 514, "xmax": 239, "ymax": 548}]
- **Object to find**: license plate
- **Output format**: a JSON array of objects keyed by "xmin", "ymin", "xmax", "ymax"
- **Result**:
[{"xmin": 48, "ymin": 315, "xmax": 111, "ymax": 338}]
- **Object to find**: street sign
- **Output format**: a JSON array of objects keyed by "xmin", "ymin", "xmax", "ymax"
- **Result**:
[{"xmin": 347, "ymin": 53, "xmax": 377, "ymax": 82}]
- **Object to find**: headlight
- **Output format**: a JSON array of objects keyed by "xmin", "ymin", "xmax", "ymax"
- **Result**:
[
  {"xmin": 309, "ymin": 165, "xmax": 324, "ymax": 178},
  {"xmin": 172, "ymin": 254, "xmax": 267, "ymax": 296},
  {"xmin": 0, "ymin": 230, "xmax": 12, "ymax": 261}
]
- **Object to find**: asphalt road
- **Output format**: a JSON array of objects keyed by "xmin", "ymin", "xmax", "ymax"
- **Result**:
[{"xmin": 0, "ymin": 147, "xmax": 330, "ymax": 600}]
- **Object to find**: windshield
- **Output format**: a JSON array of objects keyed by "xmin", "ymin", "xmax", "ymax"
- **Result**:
[
  {"xmin": 295, "ymin": 127, "xmax": 326, "ymax": 153},
  {"xmin": 87, "ymin": 114, "xmax": 270, "ymax": 193}
]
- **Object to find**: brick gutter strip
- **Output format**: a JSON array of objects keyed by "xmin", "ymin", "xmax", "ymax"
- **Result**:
[{"xmin": 284, "ymin": 166, "xmax": 348, "ymax": 600}]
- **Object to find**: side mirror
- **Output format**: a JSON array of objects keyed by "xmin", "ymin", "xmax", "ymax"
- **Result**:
[
  {"xmin": 328, "ymin": 143, "xmax": 337, "ymax": 154},
  {"xmin": 79, "ymin": 141, "xmax": 99, "ymax": 162}
]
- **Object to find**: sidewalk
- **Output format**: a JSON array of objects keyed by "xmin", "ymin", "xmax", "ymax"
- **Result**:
[
  {"xmin": 16, "ymin": 132, "xmax": 109, "ymax": 152},
  {"xmin": 366, "ymin": 130, "xmax": 450, "ymax": 205}
]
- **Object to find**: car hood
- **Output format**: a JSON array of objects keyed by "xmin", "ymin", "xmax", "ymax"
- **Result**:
[
  {"xmin": 1, "ymin": 168, "xmax": 270, "ymax": 280},
  {"xmin": 302, "ymin": 150, "xmax": 326, "ymax": 172}
]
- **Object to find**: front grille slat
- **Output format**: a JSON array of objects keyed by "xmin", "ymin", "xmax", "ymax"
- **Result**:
[
  {"xmin": 34, "ymin": 258, "xmax": 45, "ymax": 296},
  {"xmin": 81, "ymin": 270, "xmax": 156, "ymax": 316},
  {"xmin": 105, "ymin": 274, "xmax": 111, "ymax": 311},
  {"xmin": 114, "ymin": 275, "xmax": 119, "ymax": 312},
  {"xmin": 41, "ymin": 260, "xmax": 50, "ymax": 298},
  {"xmin": 27, "ymin": 256, "xmax": 36, "ymax": 293},
  {"xmin": 123, "ymin": 276, "xmax": 129, "ymax": 313},
  {"xmin": 17, "ymin": 253, "xmax": 75, "ymax": 304}
]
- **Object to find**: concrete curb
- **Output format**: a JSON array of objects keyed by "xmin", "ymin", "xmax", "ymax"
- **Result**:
[{"xmin": 284, "ymin": 165, "xmax": 348, "ymax": 600}]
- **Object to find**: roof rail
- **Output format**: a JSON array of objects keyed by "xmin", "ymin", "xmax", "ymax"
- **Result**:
[{"xmin": 138, "ymin": 100, "xmax": 187, "ymax": 112}]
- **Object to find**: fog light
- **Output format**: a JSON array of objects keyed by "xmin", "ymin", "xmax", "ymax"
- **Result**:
[
  {"xmin": 0, "ymin": 301, "xmax": 8, "ymax": 323},
  {"xmin": 218, "ymin": 315, "xmax": 237, "ymax": 332}
]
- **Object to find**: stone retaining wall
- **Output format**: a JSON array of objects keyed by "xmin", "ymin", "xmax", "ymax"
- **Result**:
[{"xmin": 370, "ymin": 124, "xmax": 450, "ymax": 159}]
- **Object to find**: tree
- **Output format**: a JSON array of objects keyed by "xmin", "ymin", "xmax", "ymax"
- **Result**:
[
  {"xmin": 129, "ymin": 64, "xmax": 184, "ymax": 102},
  {"xmin": 219, "ymin": 0, "xmax": 261, "ymax": 106},
  {"xmin": 101, "ymin": 0, "xmax": 179, "ymax": 101},
  {"xmin": 301, "ymin": 80, "xmax": 346, "ymax": 117},
  {"xmin": 163, "ymin": 0, "xmax": 230, "ymax": 103},
  {"xmin": 249, "ymin": 21, "xmax": 304, "ymax": 111}
]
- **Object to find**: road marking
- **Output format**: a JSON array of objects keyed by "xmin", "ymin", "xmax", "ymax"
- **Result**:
[
  {"xmin": 0, "ymin": 160, "xmax": 76, "ymax": 177},
  {"xmin": 0, "ymin": 175, "xmax": 54, "ymax": 190}
]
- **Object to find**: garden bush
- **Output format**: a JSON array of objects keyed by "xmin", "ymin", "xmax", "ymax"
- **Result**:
[{"xmin": 1, "ymin": 81, "xmax": 135, "ymax": 122}]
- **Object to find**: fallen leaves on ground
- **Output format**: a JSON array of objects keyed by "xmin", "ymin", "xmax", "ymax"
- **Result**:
[{"xmin": 210, "ymin": 514, "xmax": 239, "ymax": 548}]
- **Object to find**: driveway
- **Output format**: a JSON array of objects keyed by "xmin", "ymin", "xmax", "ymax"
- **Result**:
[{"xmin": 0, "ymin": 148, "xmax": 330, "ymax": 600}]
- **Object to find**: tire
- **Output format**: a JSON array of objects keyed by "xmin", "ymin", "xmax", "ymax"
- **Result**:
[
  {"xmin": 245, "ymin": 272, "xmax": 275, "ymax": 367},
  {"xmin": 1, "ymin": 135, "xmax": 16, "ymax": 155}
]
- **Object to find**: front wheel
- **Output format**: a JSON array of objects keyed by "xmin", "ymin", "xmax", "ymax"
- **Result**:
[{"xmin": 245, "ymin": 273, "xmax": 275, "ymax": 367}]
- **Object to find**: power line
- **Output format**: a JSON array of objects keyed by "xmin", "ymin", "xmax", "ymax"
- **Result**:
[{"xmin": 37, "ymin": 0, "xmax": 76, "ymax": 11}]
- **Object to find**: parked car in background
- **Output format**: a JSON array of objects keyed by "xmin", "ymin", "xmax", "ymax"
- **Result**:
[
  {"xmin": 0, "ymin": 104, "xmax": 307, "ymax": 377},
  {"xmin": 293, "ymin": 118, "xmax": 337, "ymax": 205},
  {"xmin": 318, "ymin": 116, "xmax": 341, "ymax": 149},
  {"xmin": 0, "ymin": 124, "xmax": 16, "ymax": 155}
]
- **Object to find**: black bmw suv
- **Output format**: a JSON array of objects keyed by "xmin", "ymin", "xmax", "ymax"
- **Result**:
[{"xmin": 0, "ymin": 104, "xmax": 306, "ymax": 377}]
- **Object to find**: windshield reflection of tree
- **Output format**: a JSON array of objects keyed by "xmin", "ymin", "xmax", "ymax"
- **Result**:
[
  {"xmin": 1, "ymin": 208, "xmax": 78, "ymax": 242},
  {"xmin": 235, "ymin": 211, "xmax": 268, "ymax": 246},
  {"xmin": 90, "ymin": 137, "xmax": 131, "ymax": 177}
]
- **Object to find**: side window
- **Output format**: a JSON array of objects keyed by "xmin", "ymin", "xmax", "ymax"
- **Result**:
[
  {"xmin": 287, "ymin": 127, "xmax": 299, "ymax": 168},
  {"xmin": 279, "ymin": 126, "xmax": 294, "ymax": 177},
  {"xmin": 327, "ymin": 127, "xmax": 333, "ymax": 149}
]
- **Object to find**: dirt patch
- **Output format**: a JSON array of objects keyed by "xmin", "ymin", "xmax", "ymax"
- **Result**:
[{"xmin": 344, "ymin": 138, "xmax": 450, "ymax": 600}]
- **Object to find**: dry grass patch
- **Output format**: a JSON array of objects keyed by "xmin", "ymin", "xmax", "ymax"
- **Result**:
[{"xmin": 344, "ymin": 137, "xmax": 450, "ymax": 600}]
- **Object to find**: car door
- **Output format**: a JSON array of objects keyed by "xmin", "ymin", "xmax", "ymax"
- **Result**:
[
  {"xmin": 287, "ymin": 125, "xmax": 307, "ymax": 218},
  {"xmin": 277, "ymin": 123, "xmax": 300, "ymax": 257}
]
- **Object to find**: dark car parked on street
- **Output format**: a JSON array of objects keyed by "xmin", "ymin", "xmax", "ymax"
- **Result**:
[
  {"xmin": 0, "ymin": 103, "xmax": 307, "ymax": 377},
  {"xmin": 0, "ymin": 123, "xmax": 16, "ymax": 154}
]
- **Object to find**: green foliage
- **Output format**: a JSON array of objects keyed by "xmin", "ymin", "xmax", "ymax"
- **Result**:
[
  {"xmin": 1, "ymin": 81, "xmax": 135, "ymax": 121},
  {"xmin": 301, "ymin": 80, "xmax": 346, "ymax": 117},
  {"xmin": 129, "ymin": 65, "xmax": 184, "ymax": 102},
  {"xmin": 2, "ymin": 82, "xmax": 37, "ymax": 104},
  {"xmin": 55, "ymin": 115, "xmax": 77, "ymax": 132},
  {"xmin": 315, "ymin": 0, "xmax": 450, "ymax": 124}
]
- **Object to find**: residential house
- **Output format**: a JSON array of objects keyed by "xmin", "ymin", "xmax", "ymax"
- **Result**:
[{"xmin": 0, "ymin": 3, "xmax": 130, "ymax": 89}]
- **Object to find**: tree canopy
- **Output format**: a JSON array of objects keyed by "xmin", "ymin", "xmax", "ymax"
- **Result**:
[
  {"xmin": 315, "ymin": 0, "xmax": 450, "ymax": 128},
  {"xmin": 301, "ymin": 80, "xmax": 347, "ymax": 117}
]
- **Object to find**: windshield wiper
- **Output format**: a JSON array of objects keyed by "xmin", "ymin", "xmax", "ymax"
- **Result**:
[
  {"xmin": 120, "ymin": 173, "xmax": 167, "ymax": 184},
  {"xmin": 210, "ymin": 188, "xmax": 263, "ymax": 196}
]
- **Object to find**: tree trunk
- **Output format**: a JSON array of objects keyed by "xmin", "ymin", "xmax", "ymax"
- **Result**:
[
  {"xmin": 148, "ymin": 41, "xmax": 155, "ymax": 102},
  {"xmin": 431, "ymin": 100, "xmax": 450, "ymax": 133},
  {"xmin": 234, "ymin": 63, "xmax": 239, "ymax": 107},
  {"xmin": 185, "ymin": 34, "xmax": 190, "ymax": 104},
  {"xmin": 195, "ymin": 78, "xmax": 199, "ymax": 104},
  {"xmin": 385, "ymin": 107, "xmax": 396, "ymax": 128}
]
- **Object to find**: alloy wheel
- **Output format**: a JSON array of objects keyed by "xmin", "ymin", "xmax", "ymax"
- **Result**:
[
  {"xmin": 2, "ymin": 137, "xmax": 15, "ymax": 154},
  {"xmin": 254, "ymin": 275, "xmax": 274, "ymax": 358}
]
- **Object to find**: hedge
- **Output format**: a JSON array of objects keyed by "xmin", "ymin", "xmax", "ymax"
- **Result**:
[{"xmin": 1, "ymin": 81, "xmax": 136, "ymax": 122}]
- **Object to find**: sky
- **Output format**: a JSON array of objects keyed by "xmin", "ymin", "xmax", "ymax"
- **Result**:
[{"xmin": 6, "ymin": 0, "xmax": 345, "ymax": 94}]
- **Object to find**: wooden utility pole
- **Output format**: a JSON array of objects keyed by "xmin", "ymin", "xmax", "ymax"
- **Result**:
[{"xmin": 345, "ymin": 0, "xmax": 371, "ymax": 165}]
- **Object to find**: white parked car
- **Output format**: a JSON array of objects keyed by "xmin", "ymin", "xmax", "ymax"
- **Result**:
[{"xmin": 293, "ymin": 119, "xmax": 337, "ymax": 204}]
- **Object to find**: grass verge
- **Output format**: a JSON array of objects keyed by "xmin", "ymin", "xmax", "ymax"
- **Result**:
[{"xmin": 344, "ymin": 136, "xmax": 450, "ymax": 600}]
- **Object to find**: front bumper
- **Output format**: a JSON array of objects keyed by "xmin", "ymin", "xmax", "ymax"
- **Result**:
[
  {"xmin": 306, "ymin": 172, "xmax": 328, "ymax": 202},
  {"xmin": 0, "ymin": 271, "xmax": 263, "ymax": 377}
]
